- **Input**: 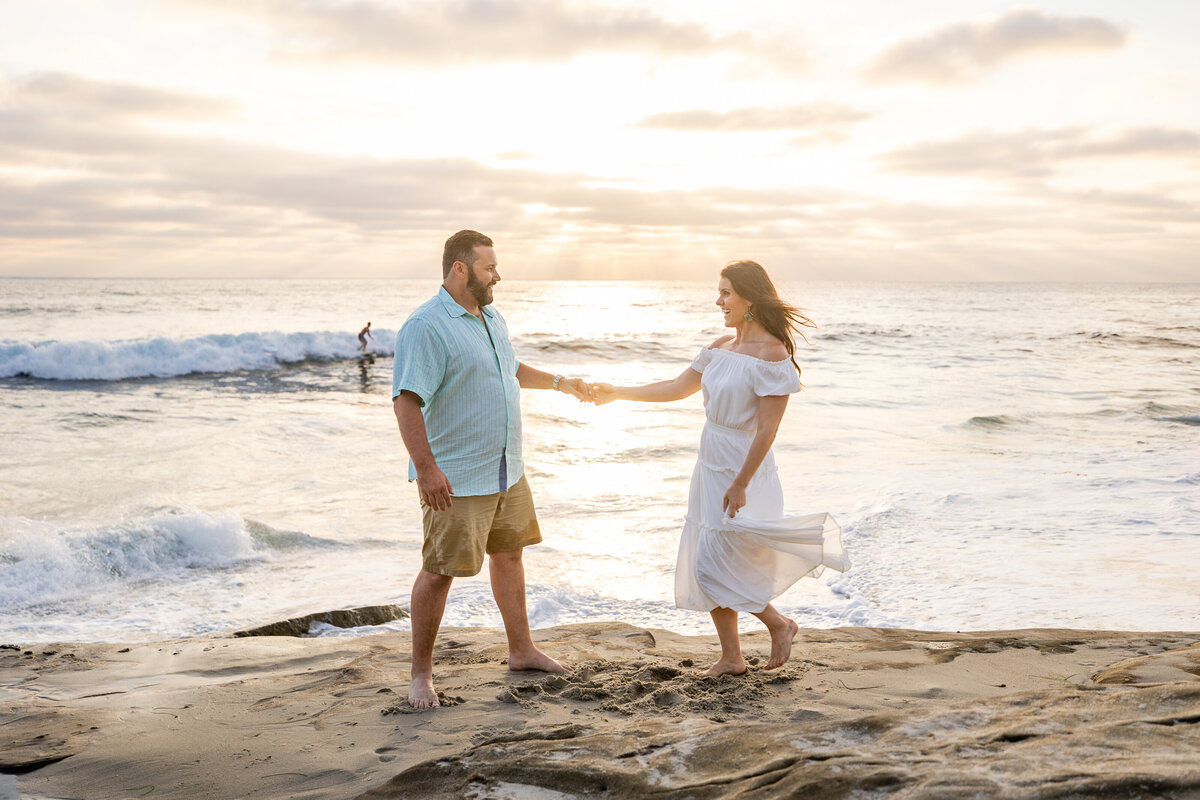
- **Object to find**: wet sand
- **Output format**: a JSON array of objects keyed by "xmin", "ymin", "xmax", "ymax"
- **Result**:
[{"xmin": 3, "ymin": 621, "xmax": 1199, "ymax": 799}]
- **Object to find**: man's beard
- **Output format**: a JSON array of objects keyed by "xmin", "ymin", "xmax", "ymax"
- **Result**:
[{"xmin": 467, "ymin": 268, "xmax": 494, "ymax": 307}]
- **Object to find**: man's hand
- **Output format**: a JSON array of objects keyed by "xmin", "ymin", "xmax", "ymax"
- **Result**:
[
  {"xmin": 559, "ymin": 376, "xmax": 596, "ymax": 403},
  {"xmin": 417, "ymin": 466, "xmax": 454, "ymax": 511}
]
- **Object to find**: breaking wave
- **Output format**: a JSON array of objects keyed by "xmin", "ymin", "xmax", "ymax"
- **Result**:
[{"xmin": 0, "ymin": 330, "xmax": 396, "ymax": 381}]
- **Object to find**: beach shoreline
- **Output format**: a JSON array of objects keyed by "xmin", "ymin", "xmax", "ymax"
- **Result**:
[{"xmin": 4, "ymin": 620, "xmax": 1199, "ymax": 799}]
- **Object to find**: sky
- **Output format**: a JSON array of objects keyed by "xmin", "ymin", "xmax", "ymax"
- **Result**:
[{"xmin": 1, "ymin": 0, "xmax": 1198, "ymax": 281}]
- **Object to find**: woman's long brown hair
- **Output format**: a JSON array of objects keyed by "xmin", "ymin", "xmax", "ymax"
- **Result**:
[{"xmin": 721, "ymin": 260, "xmax": 815, "ymax": 377}]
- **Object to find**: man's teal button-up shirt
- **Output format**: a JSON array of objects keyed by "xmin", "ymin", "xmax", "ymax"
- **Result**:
[{"xmin": 392, "ymin": 287, "xmax": 523, "ymax": 497}]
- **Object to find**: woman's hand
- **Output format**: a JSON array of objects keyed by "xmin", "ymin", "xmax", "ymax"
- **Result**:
[
  {"xmin": 558, "ymin": 376, "xmax": 596, "ymax": 402},
  {"xmin": 722, "ymin": 482, "xmax": 747, "ymax": 517},
  {"xmin": 591, "ymin": 382, "xmax": 619, "ymax": 405}
]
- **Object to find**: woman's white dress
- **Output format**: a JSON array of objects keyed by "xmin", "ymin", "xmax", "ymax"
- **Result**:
[{"xmin": 675, "ymin": 347, "xmax": 849, "ymax": 612}]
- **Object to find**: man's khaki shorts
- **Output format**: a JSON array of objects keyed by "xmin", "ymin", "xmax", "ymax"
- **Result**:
[{"xmin": 420, "ymin": 476, "xmax": 542, "ymax": 577}]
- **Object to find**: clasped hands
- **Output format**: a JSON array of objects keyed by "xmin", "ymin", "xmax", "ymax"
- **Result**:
[{"xmin": 556, "ymin": 378, "xmax": 618, "ymax": 405}]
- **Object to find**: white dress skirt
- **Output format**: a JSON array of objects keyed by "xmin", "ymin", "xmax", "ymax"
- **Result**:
[{"xmin": 675, "ymin": 347, "xmax": 850, "ymax": 613}]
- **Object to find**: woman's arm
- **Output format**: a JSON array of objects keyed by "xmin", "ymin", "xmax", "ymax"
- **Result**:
[
  {"xmin": 723, "ymin": 394, "xmax": 789, "ymax": 516},
  {"xmin": 593, "ymin": 366, "xmax": 702, "ymax": 404}
]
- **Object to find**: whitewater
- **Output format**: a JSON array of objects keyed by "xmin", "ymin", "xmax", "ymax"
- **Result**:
[
  {"xmin": 1, "ymin": 278, "xmax": 1197, "ymax": 644},
  {"xmin": 0, "ymin": 329, "xmax": 396, "ymax": 381}
]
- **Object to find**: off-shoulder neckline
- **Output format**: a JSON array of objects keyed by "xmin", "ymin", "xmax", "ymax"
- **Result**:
[{"xmin": 708, "ymin": 347, "xmax": 791, "ymax": 366}]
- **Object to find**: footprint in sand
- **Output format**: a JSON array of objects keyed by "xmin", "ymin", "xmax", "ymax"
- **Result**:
[{"xmin": 496, "ymin": 660, "xmax": 805, "ymax": 718}]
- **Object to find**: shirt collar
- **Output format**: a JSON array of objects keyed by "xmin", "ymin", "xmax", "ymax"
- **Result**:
[{"xmin": 437, "ymin": 285, "xmax": 495, "ymax": 319}]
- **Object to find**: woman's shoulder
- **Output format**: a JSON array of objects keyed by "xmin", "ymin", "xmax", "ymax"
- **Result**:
[
  {"xmin": 707, "ymin": 335, "xmax": 735, "ymax": 350},
  {"xmin": 747, "ymin": 338, "xmax": 789, "ymax": 364},
  {"xmin": 707, "ymin": 335, "xmax": 790, "ymax": 363}
]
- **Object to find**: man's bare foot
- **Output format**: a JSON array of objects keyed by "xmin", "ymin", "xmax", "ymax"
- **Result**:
[
  {"xmin": 700, "ymin": 657, "xmax": 747, "ymax": 677},
  {"xmin": 408, "ymin": 675, "xmax": 439, "ymax": 710},
  {"xmin": 508, "ymin": 647, "xmax": 569, "ymax": 674},
  {"xmin": 765, "ymin": 617, "xmax": 800, "ymax": 670}
]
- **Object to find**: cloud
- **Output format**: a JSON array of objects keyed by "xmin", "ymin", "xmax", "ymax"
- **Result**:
[
  {"xmin": 636, "ymin": 102, "xmax": 871, "ymax": 134},
  {"xmin": 0, "ymin": 113, "xmax": 841, "ymax": 235},
  {"xmin": 880, "ymin": 128, "xmax": 1079, "ymax": 179},
  {"xmin": 1038, "ymin": 185, "xmax": 1194, "ymax": 220},
  {"xmin": 1074, "ymin": 127, "xmax": 1200, "ymax": 158},
  {"xmin": 0, "ymin": 79, "xmax": 842, "ymax": 248},
  {"xmin": 5, "ymin": 72, "xmax": 236, "ymax": 120},
  {"xmin": 878, "ymin": 127, "xmax": 1200, "ymax": 179},
  {"xmin": 2, "ymin": 73, "xmax": 1196, "ymax": 281},
  {"xmin": 865, "ymin": 8, "xmax": 1127, "ymax": 85},
  {"xmin": 179, "ymin": 0, "xmax": 803, "ymax": 67}
]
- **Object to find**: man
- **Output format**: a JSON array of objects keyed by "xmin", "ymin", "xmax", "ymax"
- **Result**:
[
  {"xmin": 392, "ymin": 230, "xmax": 593, "ymax": 709},
  {"xmin": 358, "ymin": 321, "xmax": 373, "ymax": 352}
]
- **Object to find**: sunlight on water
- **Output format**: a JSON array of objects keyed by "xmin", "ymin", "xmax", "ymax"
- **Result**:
[{"xmin": 1, "ymin": 278, "xmax": 1197, "ymax": 642}]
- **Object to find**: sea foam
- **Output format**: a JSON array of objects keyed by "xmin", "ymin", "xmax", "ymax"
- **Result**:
[
  {"xmin": 0, "ymin": 329, "xmax": 395, "ymax": 381},
  {"xmin": 0, "ymin": 510, "xmax": 272, "ymax": 612}
]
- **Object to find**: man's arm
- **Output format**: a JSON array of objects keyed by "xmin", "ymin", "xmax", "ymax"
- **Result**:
[
  {"xmin": 515, "ymin": 363, "xmax": 595, "ymax": 402},
  {"xmin": 393, "ymin": 391, "xmax": 454, "ymax": 510}
]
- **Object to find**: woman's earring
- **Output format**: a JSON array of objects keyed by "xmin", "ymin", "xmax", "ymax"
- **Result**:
[{"xmin": 743, "ymin": 310, "xmax": 754, "ymax": 322}]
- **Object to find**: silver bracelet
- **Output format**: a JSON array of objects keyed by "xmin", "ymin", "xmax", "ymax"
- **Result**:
[{"xmin": 552, "ymin": 374, "xmax": 564, "ymax": 391}]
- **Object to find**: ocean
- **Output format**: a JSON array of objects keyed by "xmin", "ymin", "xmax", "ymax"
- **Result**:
[{"xmin": 1, "ymin": 278, "xmax": 1197, "ymax": 644}]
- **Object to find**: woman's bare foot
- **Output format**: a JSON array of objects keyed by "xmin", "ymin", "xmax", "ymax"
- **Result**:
[
  {"xmin": 700, "ymin": 656, "xmax": 747, "ymax": 677},
  {"xmin": 408, "ymin": 675, "xmax": 439, "ymax": 710},
  {"xmin": 508, "ymin": 647, "xmax": 569, "ymax": 674},
  {"xmin": 764, "ymin": 617, "xmax": 800, "ymax": 670}
]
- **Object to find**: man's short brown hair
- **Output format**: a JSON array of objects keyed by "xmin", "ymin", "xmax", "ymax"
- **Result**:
[{"xmin": 442, "ymin": 230, "xmax": 494, "ymax": 278}]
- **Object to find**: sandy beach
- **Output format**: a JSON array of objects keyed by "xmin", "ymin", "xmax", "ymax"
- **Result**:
[{"xmin": 4, "ymin": 616, "xmax": 1199, "ymax": 799}]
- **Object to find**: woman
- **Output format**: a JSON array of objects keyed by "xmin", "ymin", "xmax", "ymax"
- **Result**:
[{"xmin": 593, "ymin": 261, "xmax": 848, "ymax": 676}]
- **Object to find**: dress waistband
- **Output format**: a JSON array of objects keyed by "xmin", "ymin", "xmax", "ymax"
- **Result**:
[{"xmin": 704, "ymin": 420, "xmax": 754, "ymax": 435}]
